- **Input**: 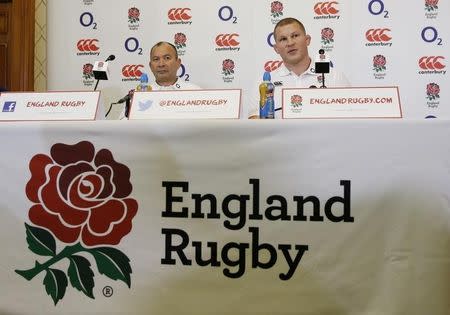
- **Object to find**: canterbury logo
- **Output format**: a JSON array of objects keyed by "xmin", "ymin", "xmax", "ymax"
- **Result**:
[
  {"xmin": 366, "ymin": 29, "xmax": 392, "ymax": 42},
  {"xmin": 77, "ymin": 39, "xmax": 99, "ymax": 52},
  {"xmin": 264, "ymin": 61, "xmax": 283, "ymax": 72},
  {"xmin": 215, "ymin": 34, "xmax": 240, "ymax": 47},
  {"xmin": 419, "ymin": 56, "xmax": 446, "ymax": 70},
  {"xmin": 314, "ymin": 2, "xmax": 339, "ymax": 15},
  {"xmin": 168, "ymin": 8, "xmax": 191, "ymax": 21},
  {"xmin": 122, "ymin": 65, "xmax": 144, "ymax": 78}
]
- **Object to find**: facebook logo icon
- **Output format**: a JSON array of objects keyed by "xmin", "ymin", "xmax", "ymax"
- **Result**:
[{"xmin": 2, "ymin": 101, "xmax": 16, "ymax": 112}]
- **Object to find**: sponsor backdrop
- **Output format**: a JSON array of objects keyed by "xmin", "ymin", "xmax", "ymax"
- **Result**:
[
  {"xmin": 0, "ymin": 120, "xmax": 449, "ymax": 314},
  {"xmin": 46, "ymin": 0, "xmax": 448, "ymax": 119}
]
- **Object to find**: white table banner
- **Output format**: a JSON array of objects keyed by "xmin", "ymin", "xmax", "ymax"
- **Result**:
[
  {"xmin": 282, "ymin": 87, "xmax": 402, "ymax": 119},
  {"xmin": 129, "ymin": 89, "xmax": 241, "ymax": 119},
  {"xmin": 0, "ymin": 91, "xmax": 100, "ymax": 121},
  {"xmin": 0, "ymin": 120, "xmax": 448, "ymax": 315}
]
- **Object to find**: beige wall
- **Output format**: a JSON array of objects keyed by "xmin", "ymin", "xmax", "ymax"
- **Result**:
[{"xmin": 34, "ymin": 0, "xmax": 46, "ymax": 91}]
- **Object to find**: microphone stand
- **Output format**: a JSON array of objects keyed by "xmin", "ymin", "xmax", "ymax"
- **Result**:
[
  {"xmin": 320, "ymin": 73, "xmax": 326, "ymax": 88},
  {"xmin": 105, "ymin": 102, "xmax": 118, "ymax": 118},
  {"xmin": 94, "ymin": 80, "xmax": 100, "ymax": 91},
  {"xmin": 124, "ymin": 99, "xmax": 131, "ymax": 119}
]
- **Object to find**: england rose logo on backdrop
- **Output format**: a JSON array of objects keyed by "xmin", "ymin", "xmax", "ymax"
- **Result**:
[
  {"xmin": 15, "ymin": 141, "xmax": 138, "ymax": 305},
  {"xmin": 270, "ymin": 1, "xmax": 284, "ymax": 24},
  {"xmin": 426, "ymin": 82, "xmax": 440, "ymax": 108},
  {"xmin": 128, "ymin": 7, "xmax": 140, "ymax": 30},
  {"xmin": 222, "ymin": 59, "xmax": 235, "ymax": 83},
  {"xmin": 425, "ymin": 0, "xmax": 439, "ymax": 18},
  {"xmin": 425, "ymin": 0, "xmax": 439, "ymax": 9},
  {"xmin": 174, "ymin": 33, "xmax": 187, "ymax": 56},
  {"xmin": 82, "ymin": 63, "xmax": 95, "ymax": 87},
  {"xmin": 373, "ymin": 55, "xmax": 387, "ymax": 79},
  {"xmin": 321, "ymin": 27, "xmax": 334, "ymax": 51}
]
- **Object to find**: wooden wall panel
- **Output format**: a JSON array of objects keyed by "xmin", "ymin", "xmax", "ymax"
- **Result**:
[{"xmin": 0, "ymin": 3, "xmax": 10, "ymax": 90}]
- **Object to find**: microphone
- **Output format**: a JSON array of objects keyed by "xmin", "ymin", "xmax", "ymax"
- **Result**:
[
  {"xmin": 105, "ymin": 54, "xmax": 115, "ymax": 62},
  {"xmin": 314, "ymin": 49, "xmax": 329, "ymax": 88},
  {"xmin": 314, "ymin": 49, "xmax": 330, "ymax": 74},
  {"xmin": 117, "ymin": 90, "xmax": 134, "ymax": 104},
  {"xmin": 93, "ymin": 54, "xmax": 116, "ymax": 91},
  {"xmin": 104, "ymin": 89, "xmax": 134, "ymax": 118}
]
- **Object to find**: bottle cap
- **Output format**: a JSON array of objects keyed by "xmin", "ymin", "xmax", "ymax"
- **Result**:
[
  {"xmin": 140, "ymin": 73, "xmax": 149, "ymax": 83},
  {"xmin": 263, "ymin": 71, "xmax": 271, "ymax": 82}
]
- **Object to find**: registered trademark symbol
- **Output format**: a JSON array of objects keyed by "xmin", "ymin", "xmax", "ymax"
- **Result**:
[{"xmin": 103, "ymin": 286, "xmax": 114, "ymax": 297}]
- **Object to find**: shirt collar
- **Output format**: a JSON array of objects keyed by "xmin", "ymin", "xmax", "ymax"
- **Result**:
[
  {"xmin": 279, "ymin": 59, "xmax": 316, "ymax": 77},
  {"xmin": 154, "ymin": 78, "xmax": 182, "ymax": 90}
]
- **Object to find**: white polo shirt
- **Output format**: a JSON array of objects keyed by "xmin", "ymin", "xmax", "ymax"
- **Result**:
[
  {"xmin": 151, "ymin": 79, "xmax": 200, "ymax": 91},
  {"xmin": 246, "ymin": 63, "xmax": 350, "ymax": 118}
]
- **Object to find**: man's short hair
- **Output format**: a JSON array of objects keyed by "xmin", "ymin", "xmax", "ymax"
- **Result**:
[
  {"xmin": 150, "ymin": 41, "xmax": 179, "ymax": 59},
  {"xmin": 273, "ymin": 18, "xmax": 307, "ymax": 41}
]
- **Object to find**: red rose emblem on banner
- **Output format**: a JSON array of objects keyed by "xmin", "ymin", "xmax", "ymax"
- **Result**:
[
  {"xmin": 222, "ymin": 59, "xmax": 235, "ymax": 76},
  {"xmin": 425, "ymin": 0, "xmax": 439, "ymax": 12},
  {"xmin": 16, "ymin": 141, "xmax": 138, "ymax": 305},
  {"xmin": 321, "ymin": 27, "xmax": 334, "ymax": 45},
  {"xmin": 291, "ymin": 94, "xmax": 303, "ymax": 108},
  {"xmin": 26, "ymin": 141, "xmax": 137, "ymax": 246},
  {"xmin": 174, "ymin": 32, "xmax": 187, "ymax": 49},
  {"xmin": 82, "ymin": 63, "xmax": 94, "ymax": 79},
  {"xmin": 373, "ymin": 55, "xmax": 386, "ymax": 72},
  {"xmin": 426, "ymin": 83, "xmax": 440, "ymax": 100},
  {"xmin": 271, "ymin": 1, "xmax": 284, "ymax": 18},
  {"xmin": 128, "ymin": 7, "xmax": 140, "ymax": 23}
]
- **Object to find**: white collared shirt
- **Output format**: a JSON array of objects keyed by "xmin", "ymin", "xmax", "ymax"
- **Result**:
[
  {"xmin": 152, "ymin": 79, "xmax": 201, "ymax": 90},
  {"xmin": 246, "ymin": 63, "xmax": 350, "ymax": 118}
]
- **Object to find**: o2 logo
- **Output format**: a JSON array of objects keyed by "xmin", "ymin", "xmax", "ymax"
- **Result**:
[
  {"xmin": 368, "ymin": 0, "xmax": 389, "ymax": 18},
  {"xmin": 421, "ymin": 27, "xmax": 443, "ymax": 46},
  {"xmin": 267, "ymin": 32, "xmax": 275, "ymax": 47},
  {"xmin": 125, "ymin": 37, "xmax": 143, "ymax": 55},
  {"xmin": 79, "ymin": 12, "xmax": 97, "ymax": 29},
  {"xmin": 218, "ymin": 6, "xmax": 238, "ymax": 24},
  {"xmin": 177, "ymin": 64, "xmax": 190, "ymax": 82}
]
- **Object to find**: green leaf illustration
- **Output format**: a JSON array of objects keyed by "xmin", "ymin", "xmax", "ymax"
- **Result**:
[
  {"xmin": 89, "ymin": 247, "xmax": 132, "ymax": 287},
  {"xmin": 43, "ymin": 268, "xmax": 68, "ymax": 306},
  {"xmin": 25, "ymin": 223, "xmax": 56, "ymax": 256},
  {"xmin": 68, "ymin": 255, "xmax": 95, "ymax": 299}
]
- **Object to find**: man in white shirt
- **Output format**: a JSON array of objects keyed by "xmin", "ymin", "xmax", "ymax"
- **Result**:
[
  {"xmin": 247, "ymin": 18, "xmax": 349, "ymax": 119},
  {"xmin": 118, "ymin": 41, "xmax": 199, "ymax": 119},
  {"xmin": 149, "ymin": 41, "xmax": 200, "ymax": 90}
]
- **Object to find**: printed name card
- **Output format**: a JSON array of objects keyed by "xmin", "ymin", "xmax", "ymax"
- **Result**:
[
  {"xmin": 282, "ymin": 87, "xmax": 402, "ymax": 119},
  {"xmin": 0, "ymin": 91, "xmax": 100, "ymax": 121},
  {"xmin": 128, "ymin": 89, "xmax": 241, "ymax": 119}
]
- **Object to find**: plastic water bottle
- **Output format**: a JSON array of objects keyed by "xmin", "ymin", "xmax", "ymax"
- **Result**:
[
  {"xmin": 259, "ymin": 71, "xmax": 275, "ymax": 119},
  {"xmin": 136, "ymin": 73, "xmax": 151, "ymax": 91}
]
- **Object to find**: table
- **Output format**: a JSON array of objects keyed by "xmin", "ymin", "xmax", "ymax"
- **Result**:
[{"xmin": 1, "ymin": 119, "xmax": 449, "ymax": 314}]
